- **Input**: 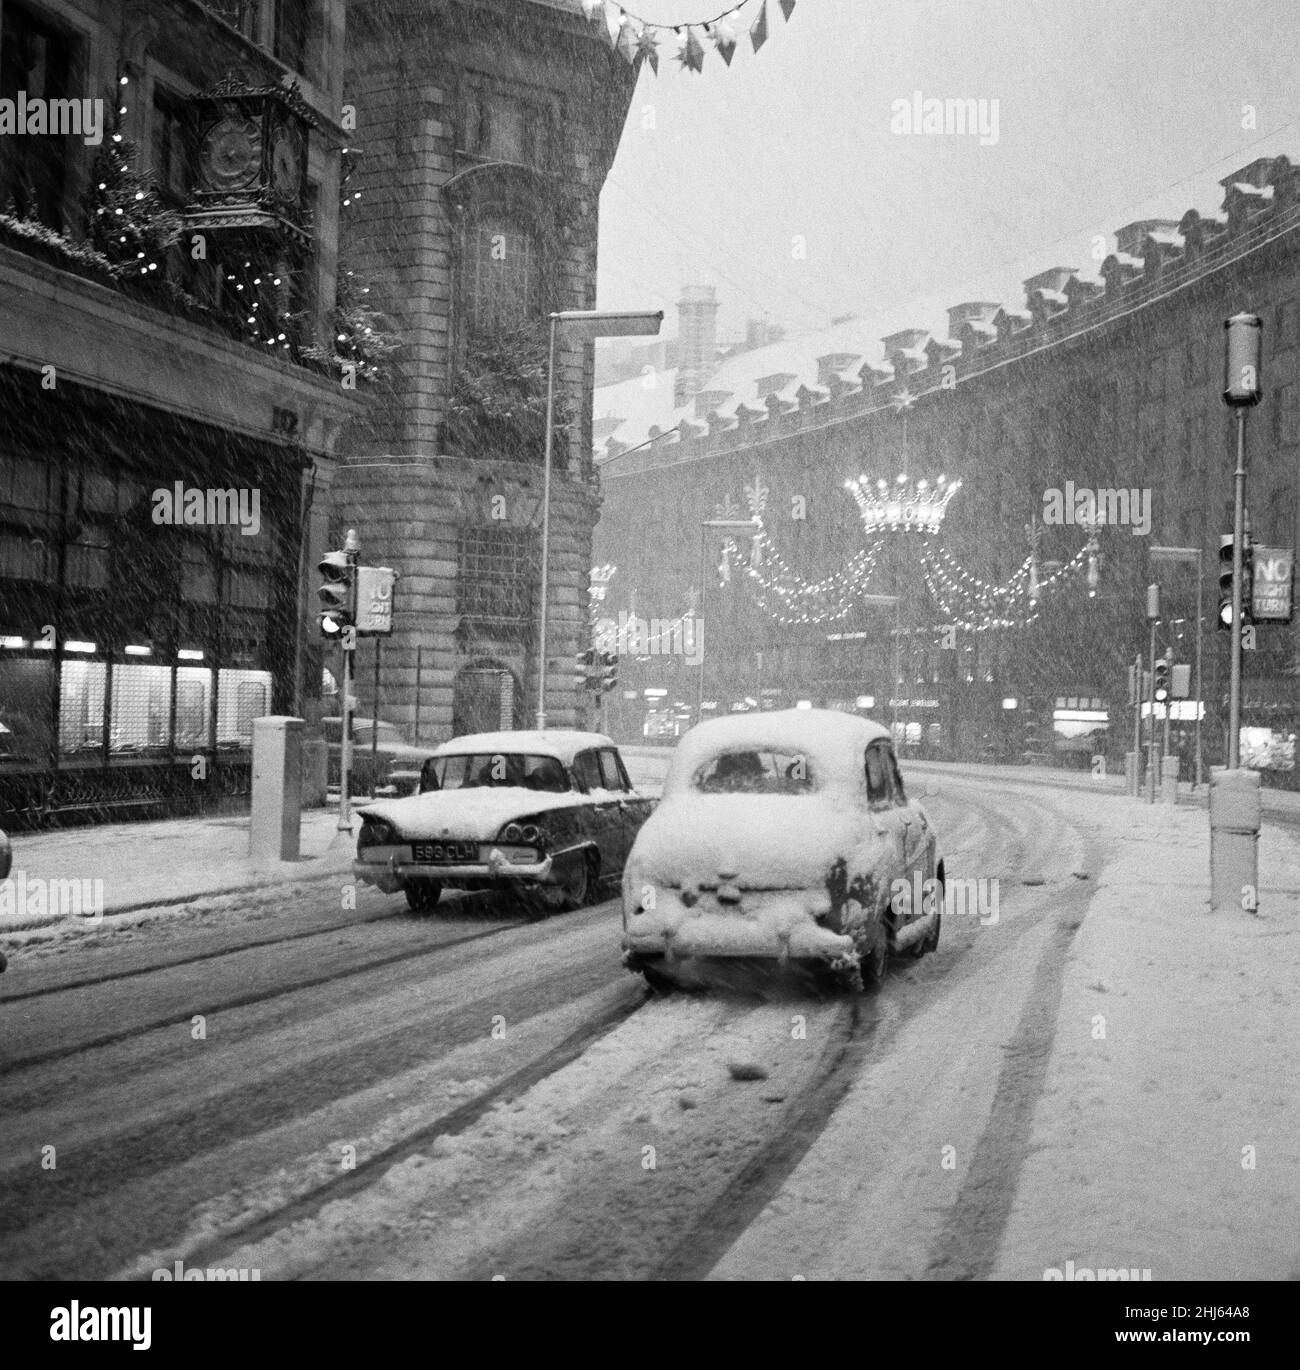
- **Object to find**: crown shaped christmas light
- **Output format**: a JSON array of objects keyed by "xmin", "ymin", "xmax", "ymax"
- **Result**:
[{"xmin": 844, "ymin": 472, "xmax": 962, "ymax": 535}]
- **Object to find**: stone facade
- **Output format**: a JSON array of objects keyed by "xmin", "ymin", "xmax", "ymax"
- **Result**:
[
  {"xmin": 333, "ymin": 0, "xmax": 634, "ymax": 740},
  {"xmin": 595, "ymin": 157, "xmax": 1300, "ymax": 785},
  {"xmin": 0, "ymin": 0, "xmax": 356, "ymax": 825}
]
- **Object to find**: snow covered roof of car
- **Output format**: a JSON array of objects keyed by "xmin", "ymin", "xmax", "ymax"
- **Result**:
[
  {"xmin": 662, "ymin": 709, "xmax": 892, "ymax": 798},
  {"xmin": 433, "ymin": 730, "xmax": 615, "ymax": 765}
]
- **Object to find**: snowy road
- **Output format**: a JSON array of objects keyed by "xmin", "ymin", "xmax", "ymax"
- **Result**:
[{"xmin": 0, "ymin": 773, "xmax": 1098, "ymax": 1280}]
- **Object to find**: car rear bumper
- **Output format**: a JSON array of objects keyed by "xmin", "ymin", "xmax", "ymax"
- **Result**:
[
  {"xmin": 623, "ymin": 889, "xmax": 858, "ymax": 962},
  {"xmin": 354, "ymin": 845, "xmax": 553, "ymax": 893}
]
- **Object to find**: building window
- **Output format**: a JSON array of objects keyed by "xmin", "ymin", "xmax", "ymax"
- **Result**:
[
  {"xmin": 1144, "ymin": 353, "xmax": 1166, "ymax": 405},
  {"xmin": 204, "ymin": 2, "xmax": 261, "ymax": 39},
  {"xmin": 462, "ymin": 216, "xmax": 540, "ymax": 338},
  {"xmin": 458, "ymin": 87, "xmax": 552, "ymax": 168},
  {"xmin": 274, "ymin": 0, "xmax": 311, "ymax": 72},
  {"xmin": 151, "ymin": 87, "xmax": 195, "ymax": 205},
  {"xmin": 1274, "ymin": 299, "xmax": 1298, "ymax": 351},
  {"xmin": 0, "ymin": 1, "xmax": 80, "ymax": 227},
  {"xmin": 1273, "ymin": 381, "xmax": 1299, "ymax": 447},
  {"xmin": 455, "ymin": 526, "xmax": 535, "ymax": 622}
]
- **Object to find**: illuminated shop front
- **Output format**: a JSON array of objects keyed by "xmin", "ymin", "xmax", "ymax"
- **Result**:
[{"xmin": 0, "ymin": 369, "xmax": 302, "ymax": 827}]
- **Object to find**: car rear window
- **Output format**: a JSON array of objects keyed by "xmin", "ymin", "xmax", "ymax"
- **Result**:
[
  {"xmin": 694, "ymin": 749, "xmax": 814, "ymax": 795},
  {"xmin": 433, "ymin": 753, "xmax": 570, "ymax": 793}
]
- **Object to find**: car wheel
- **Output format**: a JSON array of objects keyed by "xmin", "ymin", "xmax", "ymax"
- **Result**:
[
  {"xmin": 922, "ymin": 872, "xmax": 944, "ymax": 954},
  {"xmin": 404, "ymin": 880, "xmax": 442, "ymax": 912},
  {"xmin": 861, "ymin": 922, "xmax": 889, "ymax": 986},
  {"xmin": 642, "ymin": 962, "xmax": 677, "ymax": 995},
  {"xmin": 555, "ymin": 849, "xmax": 597, "ymax": 911}
]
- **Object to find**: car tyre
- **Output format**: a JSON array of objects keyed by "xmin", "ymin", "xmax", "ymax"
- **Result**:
[
  {"xmin": 862, "ymin": 923, "xmax": 889, "ymax": 987},
  {"xmin": 642, "ymin": 962, "xmax": 677, "ymax": 995},
  {"xmin": 404, "ymin": 880, "xmax": 442, "ymax": 912},
  {"xmin": 922, "ymin": 872, "xmax": 943, "ymax": 955},
  {"xmin": 555, "ymin": 849, "xmax": 597, "ymax": 911}
]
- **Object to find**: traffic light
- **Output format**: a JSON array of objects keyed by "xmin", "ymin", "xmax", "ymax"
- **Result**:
[
  {"xmin": 1217, "ymin": 534, "xmax": 1254, "ymax": 630},
  {"xmin": 1153, "ymin": 658, "xmax": 1170, "ymax": 704},
  {"xmin": 318, "ymin": 548, "xmax": 354, "ymax": 639},
  {"xmin": 600, "ymin": 651, "xmax": 619, "ymax": 693}
]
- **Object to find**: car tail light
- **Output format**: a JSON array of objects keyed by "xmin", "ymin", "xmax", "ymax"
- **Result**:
[{"xmin": 358, "ymin": 818, "xmax": 395, "ymax": 849}]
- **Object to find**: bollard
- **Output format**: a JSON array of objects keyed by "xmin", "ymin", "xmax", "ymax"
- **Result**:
[
  {"xmin": 250, "ymin": 716, "xmax": 303, "ymax": 864},
  {"xmin": 1209, "ymin": 766, "xmax": 1261, "ymax": 914},
  {"xmin": 1125, "ymin": 750, "xmax": 1140, "ymax": 797},
  {"xmin": 1161, "ymin": 755, "xmax": 1180, "ymax": 806}
]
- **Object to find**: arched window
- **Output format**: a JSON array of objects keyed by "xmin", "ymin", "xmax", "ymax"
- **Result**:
[{"xmin": 462, "ymin": 215, "xmax": 540, "ymax": 339}]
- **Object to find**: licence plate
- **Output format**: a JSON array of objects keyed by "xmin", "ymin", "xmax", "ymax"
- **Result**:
[{"xmin": 412, "ymin": 840, "xmax": 478, "ymax": 863}]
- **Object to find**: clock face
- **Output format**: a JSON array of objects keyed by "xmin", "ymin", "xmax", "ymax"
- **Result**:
[
  {"xmin": 269, "ymin": 125, "xmax": 303, "ymax": 198},
  {"xmin": 200, "ymin": 116, "xmax": 261, "ymax": 192}
]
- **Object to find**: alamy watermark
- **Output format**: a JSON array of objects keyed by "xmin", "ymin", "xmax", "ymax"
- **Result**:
[
  {"xmin": 152, "ymin": 1260, "xmax": 261, "ymax": 1281},
  {"xmin": 890, "ymin": 872, "xmax": 999, "ymax": 926},
  {"xmin": 0, "ymin": 870, "xmax": 104, "ymax": 923},
  {"xmin": 152, "ymin": 483, "xmax": 261, "ymax": 536},
  {"xmin": 890, "ymin": 90, "xmax": 1000, "ymax": 146},
  {"xmin": 1043, "ymin": 482, "xmax": 1150, "ymax": 535},
  {"xmin": 595, "ymin": 611, "xmax": 704, "ymax": 667},
  {"xmin": 1, "ymin": 92, "xmax": 103, "ymax": 145}
]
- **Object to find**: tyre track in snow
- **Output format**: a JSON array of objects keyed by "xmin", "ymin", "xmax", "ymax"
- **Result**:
[
  {"xmin": 190, "ymin": 783, "xmax": 1055, "ymax": 1280},
  {"xmin": 0, "ymin": 897, "xmax": 636, "ymax": 1279},
  {"xmin": 0, "ymin": 912, "xmax": 527, "ymax": 1075}
]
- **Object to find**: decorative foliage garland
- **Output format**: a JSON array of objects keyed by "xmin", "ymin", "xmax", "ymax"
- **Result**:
[{"xmin": 446, "ymin": 320, "xmax": 575, "ymax": 458}]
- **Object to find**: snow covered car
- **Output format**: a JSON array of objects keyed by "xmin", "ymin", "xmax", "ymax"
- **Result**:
[
  {"xmin": 352, "ymin": 730, "xmax": 654, "ymax": 912},
  {"xmin": 621, "ymin": 710, "xmax": 943, "ymax": 990}
]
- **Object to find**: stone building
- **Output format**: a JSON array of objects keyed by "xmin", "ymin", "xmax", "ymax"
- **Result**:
[
  {"xmin": 332, "ymin": 0, "xmax": 637, "ymax": 740},
  {"xmin": 0, "ymin": 0, "xmax": 356, "ymax": 827},
  {"xmin": 594, "ymin": 158, "xmax": 1300, "ymax": 788}
]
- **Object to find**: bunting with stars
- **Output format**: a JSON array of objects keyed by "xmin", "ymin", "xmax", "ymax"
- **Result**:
[{"xmin": 584, "ymin": 0, "xmax": 798, "ymax": 76}]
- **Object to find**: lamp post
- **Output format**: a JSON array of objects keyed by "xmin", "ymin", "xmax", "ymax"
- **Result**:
[
  {"xmin": 859, "ymin": 593, "xmax": 902, "ymax": 738},
  {"xmin": 1152, "ymin": 544, "xmax": 1204, "ymax": 789},
  {"xmin": 697, "ymin": 517, "xmax": 761, "ymax": 720},
  {"xmin": 1221, "ymin": 313, "xmax": 1262, "ymax": 767},
  {"xmin": 536, "ymin": 309, "xmax": 662, "ymax": 730}
]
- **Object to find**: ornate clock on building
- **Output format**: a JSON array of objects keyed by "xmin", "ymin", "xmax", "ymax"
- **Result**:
[
  {"xmin": 269, "ymin": 121, "xmax": 304, "ymax": 201},
  {"xmin": 199, "ymin": 116, "xmax": 262, "ymax": 193},
  {"xmin": 183, "ymin": 72, "xmax": 318, "ymax": 249}
]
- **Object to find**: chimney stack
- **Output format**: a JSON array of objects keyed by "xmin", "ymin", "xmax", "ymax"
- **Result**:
[{"xmin": 677, "ymin": 284, "xmax": 719, "ymax": 402}]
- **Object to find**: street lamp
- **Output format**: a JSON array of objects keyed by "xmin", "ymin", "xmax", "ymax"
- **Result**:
[
  {"xmin": 697, "ymin": 518, "xmax": 762, "ymax": 719},
  {"xmin": 536, "ymin": 309, "xmax": 663, "ymax": 730},
  {"xmin": 1151, "ymin": 544, "xmax": 1204, "ymax": 789},
  {"xmin": 859, "ymin": 593, "xmax": 902, "ymax": 738}
]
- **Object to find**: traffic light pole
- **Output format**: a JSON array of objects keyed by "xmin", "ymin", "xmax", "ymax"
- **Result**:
[
  {"xmin": 1228, "ymin": 407, "xmax": 1247, "ymax": 769},
  {"xmin": 1147, "ymin": 618, "xmax": 1158, "ymax": 805},
  {"xmin": 337, "ymin": 531, "xmax": 360, "ymax": 834}
]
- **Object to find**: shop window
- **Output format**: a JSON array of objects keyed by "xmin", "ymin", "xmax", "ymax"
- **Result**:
[
  {"xmin": 175, "ymin": 668, "xmax": 211, "ymax": 749},
  {"xmin": 58, "ymin": 659, "xmax": 106, "ymax": 754},
  {"xmin": 217, "ymin": 668, "xmax": 271, "ymax": 743},
  {"xmin": 0, "ymin": 653, "xmax": 55, "ymax": 767},
  {"xmin": 111, "ymin": 663, "xmax": 171, "ymax": 753}
]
